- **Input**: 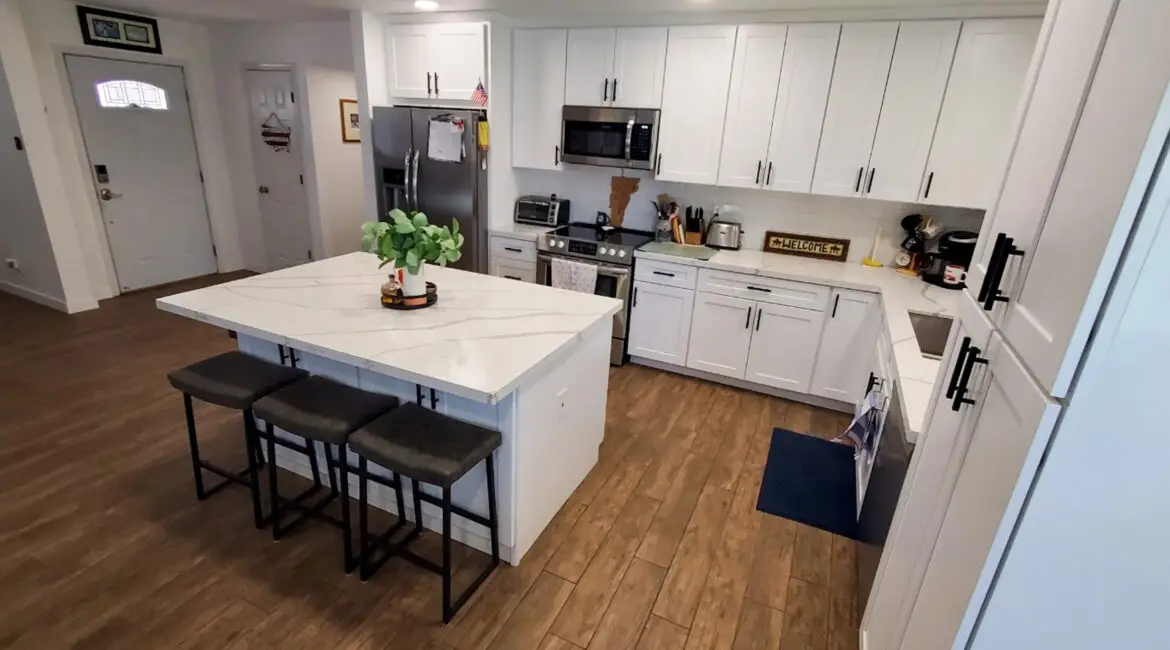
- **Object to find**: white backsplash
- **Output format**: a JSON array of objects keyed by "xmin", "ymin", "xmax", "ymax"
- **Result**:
[{"xmin": 513, "ymin": 166, "xmax": 984, "ymax": 263}]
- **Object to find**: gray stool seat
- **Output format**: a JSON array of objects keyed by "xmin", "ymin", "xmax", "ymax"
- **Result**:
[
  {"xmin": 253, "ymin": 376, "xmax": 400, "ymax": 445},
  {"xmin": 349, "ymin": 403, "xmax": 502, "ymax": 487},
  {"xmin": 167, "ymin": 351, "xmax": 306, "ymax": 410}
]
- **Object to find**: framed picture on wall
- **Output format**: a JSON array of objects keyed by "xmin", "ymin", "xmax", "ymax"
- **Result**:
[
  {"xmin": 76, "ymin": 6, "xmax": 163, "ymax": 55},
  {"xmin": 339, "ymin": 99, "xmax": 360, "ymax": 143}
]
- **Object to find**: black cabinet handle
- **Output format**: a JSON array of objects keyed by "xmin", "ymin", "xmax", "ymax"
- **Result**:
[
  {"xmin": 13, "ymin": 136, "xmax": 23, "ymax": 151},
  {"xmin": 655, "ymin": 153, "xmax": 662, "ymax": 175},
  {"xmin": 632, "ymin": 286, "xmax": 637, "ymax": 307},
  {"xmin": 976, "ymin": 233, "xmax": 1006, "ymax": 303},
  {"xmin": 504, "ymin": 246, "xmax": 522, "ymax": 253},
  {"xmin": 866, "ymin": 372, "xmax": 878, "ymax": 394},
  {"xmin": 745, "ymin": 306, "xmax": 752, "ymax": 329},
  {"xmin": 755, "ymin": 161, "xmax": 762, "ymax": 184},
  {"xmin": 866, "ymin": 168, "xmax": 875, "ymax": 193},
  {"xmin": 555, "ymin": 145, "xmax": 560, "ymax": 166},
  {"xmin": 755, "ymin": 308, "xmax": 763, "ymax": 331},
  {"xmin": 427, "ymin": 72, "xmax": 432, "ymax": 95},
  {"xmin": 951, "ymin": 344, "xmax": 988, "ymax": 412},
  {"xmin": 854, "ymin": 166, "xmax": 864, "ymax": 192},
  {"xmin": 603, "ymin": 79, "xmax": 609, "ymax": 102},
  {"xmin": 980, "ymin": 233, "xmax": 1024, "ymax": 311},
  {"xmin": 746, "ymin": 285, "xmax": 772, "ymax": 293},
  {"xmin": 434, "ymin": 72, "xmax": 439, "ymax": 94},
  {"xmin": 831, "ymin": 294, "xmax": 840, "ymax": 318},
  {"xmin": 504, "ymin": 275, "xmax": 520, "ymax": 280},
  {"xmin": 766, "ymin": 162, "xmax": 773, "ymax": 186},
  {"xmin": 652, "ymin": 271, "xmax": 675, "ymax": 277},
  {"xmin": 612, "ymin": 78, "xmax": 618, "ymax": 100},
  {"xmin": 923, "ymin": 171, "xmax": 934, "ymax": 199},
  {"xmin": 945, "ymin": 336, "xmax": 973, "ymax": 400}
]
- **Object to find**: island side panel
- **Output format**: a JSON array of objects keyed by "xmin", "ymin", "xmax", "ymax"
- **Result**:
[{"xmin": 511, "ymin": 318, "xmax": 612, "ymax": 560}]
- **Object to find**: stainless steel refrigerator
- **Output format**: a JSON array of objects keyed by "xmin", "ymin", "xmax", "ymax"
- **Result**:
[{"xmin": 371, "ymin": 106, "xmax": 487, "ymax": 273}]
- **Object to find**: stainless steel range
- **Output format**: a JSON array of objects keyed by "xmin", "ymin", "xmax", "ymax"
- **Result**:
[{"xmin": 537, "ymin": 223, "xmax": 654, "ymax": 365}]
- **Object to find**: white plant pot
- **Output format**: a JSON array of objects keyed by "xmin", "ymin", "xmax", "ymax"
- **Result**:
[{"xmin": 402, "ymin": 263, "xmax": 427, "ymax": 296}]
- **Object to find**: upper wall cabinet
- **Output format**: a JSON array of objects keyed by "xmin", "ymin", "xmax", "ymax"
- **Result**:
[
  {"xmin": 865, "ymin": 21, "xmax": 961, "ymax": 202},
  {"xmin": 717, "ymin": 25, "xmax": 789, "ymax": 189},
  {"xmin": 920, "ymin": 19, "xmax": 1041, "ymax": 209},
  {"xmin": 656, "ymin": 26, "xmax": 738, "ymax": 184},
  {"xmin": 564, "ymin": 28, "xmax": 667, "ymax": 108},
  {"xmin": 386, "ymin": 22, "xmax": 486, "ymax": 102},
  {"xmin": 811, "ymin": 22, "xmax": 898, "ymax": 198},
  {"xmin": 513, "ymin": 29, "xmax": 568, "ymax": 171}
]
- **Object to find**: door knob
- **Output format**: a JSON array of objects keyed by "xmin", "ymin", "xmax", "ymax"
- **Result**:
[
  {"xmin": 259, "ymin": 186, "xmax": 270, "ymax": 194},
  {"xmin": 98, "ymin": 188, "xmax": 122, "ymax": 201}
]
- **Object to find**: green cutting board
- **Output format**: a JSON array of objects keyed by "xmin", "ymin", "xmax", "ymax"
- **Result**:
[{"xmin": 639, "ymin": 242, "xmax": 719, "ymax": 261}]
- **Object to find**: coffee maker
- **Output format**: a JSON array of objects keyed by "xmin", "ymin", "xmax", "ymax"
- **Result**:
[{"xmin": 922, "ymin": 231, "xmax": 978, "ymax": 289}]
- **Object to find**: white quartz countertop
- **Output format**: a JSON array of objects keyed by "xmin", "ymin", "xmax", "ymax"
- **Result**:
[
  {"xmin": 635, "ymin": 248, "xmax": 958, "ymax": 438},
  {"xmin": 157, "ymin": 252, "xmax": 623, "ymax": 404},
  {"xmin": 489, "ymin": 222, "xmax": 555, "ymax": 241}
]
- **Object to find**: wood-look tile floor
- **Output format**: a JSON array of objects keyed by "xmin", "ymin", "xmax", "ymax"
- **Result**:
[{"xmin": 0, "ymin": 274, "xmax": 858, "ymax": 650}]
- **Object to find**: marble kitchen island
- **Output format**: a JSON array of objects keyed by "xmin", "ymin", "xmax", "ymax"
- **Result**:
[{"xmin": 157, "ymin": 252, "xmax": 622, "ymax": 564}]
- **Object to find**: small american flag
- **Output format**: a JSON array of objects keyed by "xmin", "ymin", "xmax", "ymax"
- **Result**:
[{"xmin": 471, "ymin": 81, "xmax": 488, "ymax": 106}]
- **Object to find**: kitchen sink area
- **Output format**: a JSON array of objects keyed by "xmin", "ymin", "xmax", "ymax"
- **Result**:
[{"xmin": 909, "ymin": 312, "xmax": 954, "ymax": 360}]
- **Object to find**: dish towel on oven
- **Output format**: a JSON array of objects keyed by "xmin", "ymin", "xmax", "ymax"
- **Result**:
[{"xmin": 550, "ymin": 257, "xmax": 598, "ymax": 294}]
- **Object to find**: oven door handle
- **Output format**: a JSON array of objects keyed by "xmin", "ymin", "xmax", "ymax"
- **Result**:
[
  {"xmin": 538, "ymin": 253, "xmax": 630, "ymax": 277},
  {"xmin": 624, "ymin": 117, "xmax": 635, "ymax": 162}
]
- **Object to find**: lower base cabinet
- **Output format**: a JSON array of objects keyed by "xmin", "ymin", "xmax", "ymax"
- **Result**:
[
  {"xmin": 686, "ymin": 293, "xmax": 754, "ymax": 378},
  {"xmin": 628, "ymin": 280, "xmax": 695, "ymax": 365}
]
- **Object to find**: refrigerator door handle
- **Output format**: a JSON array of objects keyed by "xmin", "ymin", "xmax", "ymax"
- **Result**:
[
  {"xmin": 412, "ymin": 149, "xmax": 421, "ymax": 212},
  {"xmin": 403, "ymin": 149, "xmax": 413, "ymax": 210}
]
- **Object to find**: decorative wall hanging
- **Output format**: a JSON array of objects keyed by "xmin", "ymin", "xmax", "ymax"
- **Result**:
[
  {"xmin": 77, "ymin": 5, "xmax": 163, "ymax": 55},
  {"xmin": 339, "ymin": 99, "xmax": 360, "ymax": 143},
  {"xmin": 763, "ymin": 231, "xmax": 851, "ymax": 262},
  {"xmin": 261, "ymin": 113, "xmax": 292, "ymax": 152}
]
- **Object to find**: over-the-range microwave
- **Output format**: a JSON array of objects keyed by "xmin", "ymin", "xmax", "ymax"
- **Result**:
[{"xmin": 560, "ymin": 106, "xmax": 660, "ymax": 171}]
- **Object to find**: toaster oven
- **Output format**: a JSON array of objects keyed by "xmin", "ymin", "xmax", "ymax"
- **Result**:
[{"xmin": 514, "ymin": 195, "xmax": 571, "ymax": 227}]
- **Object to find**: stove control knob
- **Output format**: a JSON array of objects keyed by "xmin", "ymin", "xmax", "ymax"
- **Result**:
[
  {"xmin": 618, "ymin": 249, "xmax": 627, "ymax": 258},
  {"xmin": 546, "ymin": 237, "xmax": 556, "ymax": 246},
  {"xmin": 557, "ymin": 240, "xmax": 565, "ymax": 249},
  {"xmin": 600, "ymin": 247, "xmax": 611, "ymax": 255}
]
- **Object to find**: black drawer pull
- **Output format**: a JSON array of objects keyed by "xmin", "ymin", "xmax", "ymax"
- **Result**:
[
  {"xmin": 866, "ymin": 167, "xmax": 875, "ymax": 193},
  {"xmin": 755, "ymin": 309, "xmax": 763, "ymax": 331},
  {"xmin": 746, "ymin": 285, "xmax": 772, "ymax": 293},
  {"xmin": 504, "ymin": 275, "xmax": 520, "ymax": 280},
  {"xmin": 652, "ymin": 271, "xmax": 675, "ymax": 277},
  {"xmin": 831, "ymin": 294, "xmax": 840, "ymax": 318},
  {"xmin": 951, "ymin": 345, "xmax": 988, "ymax": 412},
  {"xmin": 745, "ymin": 306, "xmax": 752, "ymax": 329},
  {"xmin": 946, "ymin": 336, "xmax": 973, "ymax": 400},
  {"xmin": 923, "ymin": 171, "xmax": 934, "ymax": 198},
  {"xmin": 755, "ymin": 161, "xmax": 762, "ymax": 184},
  {"xmin": 504, "ymin": 246, "xmax": 523, "ymax": 253},
  {"xmin": 979, "ymin": 234, "xmax": 1024, "ymax": 311},
  {"xmin": 854, "ymin": 166, "xmax": 863, "ymax": 192}
]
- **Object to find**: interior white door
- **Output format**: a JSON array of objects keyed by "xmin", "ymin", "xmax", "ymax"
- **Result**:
[
  {"xmin": 865, "ymin": 20, "xmax": 961, "ymax": 203},
  {"xmin": 901, "ymin": 332, "xmax": 1060, "ymax": 650},
  {"xmin": 431, "ymin": 22, "xmax": 486, "ymax": 101},
  {"xmin": 611, "ymin": 27, "xmax": 668, "ymax": 108},
  {"xmin": 809, "ymin": 289, "xmax": 880, "ymax": 402},
  {"xmin": 717, "ymin": 24, "xmax": 788, "ymax": 189},
  {"xmin": 513, "ymin": 29, "xmax": 567, "ymax": 171},
  {"xmin": 811, "ymin": 22, "xmax": 898, "ymax": 198},
  {"xmin": 921, "ymin": 19, "xmax": 1041, "ymax": 209},
  {"xmin": 764, "ymin": 22, "xmax": 841, "ymax": 194},
  {"xmin": 744, "ymin": 302, "xmax": 825, "ymax": 393},
  {"xmin": 656, "ymin": 25, "xmax": 738, "ymax": 185},
  {"xmin": 386, "ymin": 24, "xmax": 433, "ymax": 100},
  {"xmin": 687, "ymin": 292, "xmax": 754, "ymax": 379},
  {"xmin": 628, "ymin": 280, "xmax": 694, "ymax": 365},
  {"xmin": 245, "ymin": 69, "xmax": 312, "ymax": 271},
  {"xmin": 564, "ymin": 28, "xmax": 616, "ymax": 106},
  {"xmin": 65, "ymin": 55, "xmax": 216, "ymax": 292}
]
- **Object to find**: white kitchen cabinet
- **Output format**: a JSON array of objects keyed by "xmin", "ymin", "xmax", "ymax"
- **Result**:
[
  {"xmin": 629, "ymin": 280, "xmax": 694, "ymax": 365},
  {"xmin": 656, "ymin": 25, "xmax": 738, "ymax": 185},
  {"xmin": 563, "ymin": 28, "xmax": 666, "ymax": 108},
  {"xmin": 901, "ymin": 332, "xmax": 1060, "ymax": 650},
  {"xmin": 717, "ymin": 24, "xmax": 788, "ymax": 189},
  {"xmin": 686, "ymin": 292, "xmax": 754, "ymax": 379},
  {"xmin": 513, "ymin": 29, "xmax": 568, "ymax": 170},
  {"xmin": 490, "ymin": 259, "xmax": 536, "ymax": 283},
  {"xmin": 744, "ymin": 302, "xmax": 826, "ymax": 393},
  {"xmin": 865, "ymin": 21, "xmax": 961, "ymax": 203},
  {"xmin": 809, "ymin": 289, "xmax": 880, "ymax": 402},
  {"xmin": 810, "ymin": 22, "xmax": 897, "ymax": 198},
  {"xmin": 385, "ymin": 22, "xmax": 486, "ymax": 102},
  {"xmin": 920, "ymin": 19, "xmax": 1040, "ymax": 209},
  {"xmin": 764, "ymin": 23, "xmax": 841, "ymax": 194}
]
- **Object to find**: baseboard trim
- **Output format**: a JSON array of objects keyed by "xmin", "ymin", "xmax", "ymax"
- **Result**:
[
  {"xmin": 630, "ymin": 356, "xmax": 853, "ymax": 414},
  {"xmin": 0, "ymin": 281, "xmax": 69, "ymax": 313}
]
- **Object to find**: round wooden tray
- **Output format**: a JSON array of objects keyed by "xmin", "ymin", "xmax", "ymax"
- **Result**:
[{"xmin": 381, "ymin": 282, "xmax": 437, "ymax": 310}]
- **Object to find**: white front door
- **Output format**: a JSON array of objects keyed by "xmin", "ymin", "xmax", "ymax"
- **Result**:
[
  {"xmin": 245, "ymin": 69, "xmax": 312, "ymax": 271},
  {"xmin": 66, "ymin": 55, "xmax": 216, "ymax": 292}
]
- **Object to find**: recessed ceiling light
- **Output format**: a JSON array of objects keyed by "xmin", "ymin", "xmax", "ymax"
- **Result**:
[{"xmin": 414, "ymin": 0, "xmax": 439, "ymax": 10}]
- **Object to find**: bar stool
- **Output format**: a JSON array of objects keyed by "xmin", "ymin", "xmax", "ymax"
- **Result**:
[
  {"xmin": 251, "ymin": 375, "xmax": 400, "ymax": 572},
  {"xmin": 348, "ymin": 402, "xmax": 502, "ymax": 623},
  {"xmin": 167, "ymin": 351, "xmax": 307, "ymax": 528}
]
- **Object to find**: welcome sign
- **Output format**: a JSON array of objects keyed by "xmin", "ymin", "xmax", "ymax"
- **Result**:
[{"xmin": 763, "ymin": 231, "xmax": 850, "ymax": 262}]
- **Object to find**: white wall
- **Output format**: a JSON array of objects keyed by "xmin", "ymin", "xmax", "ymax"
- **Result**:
[
  {"xmin": 0, "ymin": 55, "xmax": 66, "ymax": 308},
  {"xmin": 514, "ymin": 167, "xmax": 982, "ymax": 263},
  {"xmin": 209, "ymin": 19, "xmax": 365, "ymax": 269},
  {"xmin": 352, "ymin": 11, "xmax": 389, "ymax": 227}
]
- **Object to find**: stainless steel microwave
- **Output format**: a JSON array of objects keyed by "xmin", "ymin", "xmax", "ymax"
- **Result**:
[{"xmin": 560, "ymin": 106, "xmax": 660, "ymax": 171}]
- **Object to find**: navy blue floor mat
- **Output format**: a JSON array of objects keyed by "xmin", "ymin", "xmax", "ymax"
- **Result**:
[{"xmin": 756, "ymin": 428, "xmax": 859, "ymax": 540}]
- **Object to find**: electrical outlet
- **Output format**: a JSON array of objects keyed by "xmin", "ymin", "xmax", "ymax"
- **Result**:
[{"xmin": 4, "ymin": 258, "xmax": 18, "ymax": 271}]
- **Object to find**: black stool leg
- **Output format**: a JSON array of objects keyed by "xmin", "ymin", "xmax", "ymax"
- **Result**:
[
  {"xmin": 308, "ymin": 439, "xmax": 323, "ymax": 490},
  {"xmin": 326, "ymin": 444, "xmax": 340, "ymax": 498},
  {"xmin": 358, "ymin": 456, "xmax": 370, "ymax": 581},
  {"xmin": 442, "ymin": 485, "xmax": 453, "ymax": 624},
  {"xmin": 393, "ymin": 472, "xmax": 406, "ymax": 527},
  {"xmin": 486, "ymin": 454, "xmax": 500, "ymax": 566},
  {"xmin": 411, "ymin": 478, "xmax": 423, "ymax": 531},
  {"xmin": 337, "ymin": 445, "xmax": 355, "ymax": 574},
  {"xmin": 267, "ymin": 423, "xmax": 282, "ymax": 541},
  {"xmin": 182, "ymin": 393, "xmax": 207, "ymax": 500},
  {"xmin": 243, "ymin": 408, "xmax": 265, "ymax": 529}
]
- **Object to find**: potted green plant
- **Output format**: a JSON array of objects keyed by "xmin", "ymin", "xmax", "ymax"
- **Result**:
[{"xmin": 362, "ymin": 210, "xmax": 463, "ymax": 300}]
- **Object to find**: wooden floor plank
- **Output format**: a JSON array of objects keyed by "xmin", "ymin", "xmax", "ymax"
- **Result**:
[
  {"xmin": 651, "ymin": 484, "xmax": 733, "ymax": 628},
  {"xmin": 589, "ymin": 558, "xmax": 668, "ymax": 649},
  {"xmin": 489, "ymin": 572, "xmax": 574, "ymax": 650},
  {"xmin": 745, "ymin": 515, "xmax": 797, "ymax": 612},
  {"xmin": 778, "ymin": 578, "xmax": 829, "ymax": 650},
  {"xmin": 826, "ymin": 536, "xmax": 859, "ymax": 650},
  {"xmin": 732, "ymin": 601, "xmax": 785, "ymax": 650},
  {"xmin": 636, "ymin": 452, "xmax": 714, "ymax": 568},
  {"xmin": 637, "ymin": 616, "xmax": 692, "ymax": 650}
]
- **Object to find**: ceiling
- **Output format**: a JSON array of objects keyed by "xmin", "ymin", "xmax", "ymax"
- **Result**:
[{"xmin": 103, "ymin": 0, "xmax": 1044, "ymax": 23}]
